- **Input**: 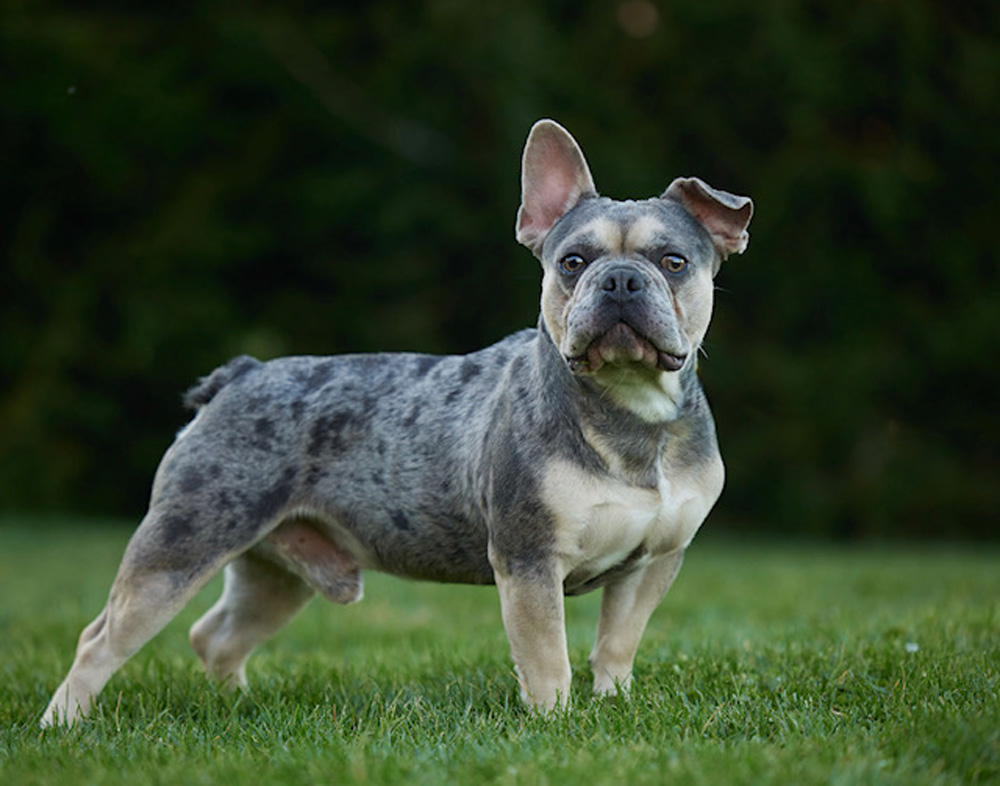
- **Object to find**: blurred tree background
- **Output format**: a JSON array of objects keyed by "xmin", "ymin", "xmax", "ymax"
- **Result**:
[{"xmin": 2, "ymin": 1, "xmax": 998, "ymax": 538}]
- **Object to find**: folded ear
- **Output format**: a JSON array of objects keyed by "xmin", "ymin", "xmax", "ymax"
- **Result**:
[
  {"xmin": 516, "ymin": 119, "xmax": 597, "ymax": 254},
  {"xmin": 663, "ymin": 177, "xmax": 753, "ymax": 260}
]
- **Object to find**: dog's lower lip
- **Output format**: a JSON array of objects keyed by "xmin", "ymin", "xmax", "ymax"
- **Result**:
[
  {"xmin": 657, "ymin": 352, "xmax": 687, "ymax": 372},
  {"xmin": 567, "ymin": 350, "xmax": 687, "ymax": 373}
]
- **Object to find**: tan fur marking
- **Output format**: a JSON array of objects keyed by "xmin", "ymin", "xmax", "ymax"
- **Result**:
[
  {"xmin": 588, "ymin": 216, "xmax": 623, "ymax": 251},
  {"xmin": 590, "ymin": 551, "xmax": 685, "ymax": 695},
  {"xmin": 674, "ymin": 266, "xmax": 715, "ymax": 349},
  {"xmin": 41, "ymin": 563, "xmax": 215, "ymax": 726},
  {"xmin": 189, "ymin": 553, "xmax": 314, "ymax": 687},
  {"xmin": 540, "ymin": 268, "xmax": 570, "ymax": 350},
  {"xmin": 543, "ymin": 454, "xmax": 724, "ymax": 582},
  {"xmin": 624, "ymin": 213, "xmax": 667, "ymax": 251},
  {"xmin": 541, "ymin": 452, "xmax": 722, "ymax": 698},
  {"xmin": 493, "ymin": 568, "xmax": 571, "ymax": 711}
]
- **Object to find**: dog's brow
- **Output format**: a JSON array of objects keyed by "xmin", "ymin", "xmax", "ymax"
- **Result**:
[
  {"xmin": 584, "ymin": 217, "xmax": 622, "ymax": 252},
  {"xmin": 555, "ymin": 218, "xmax": 622, "ymax": 258},
  {"xmin": 559, "ymin": 214, "xmax": 671, "ymax": 259},
  {"xmin": 625, "ymin": 214, "xmax": 668, "ymax": 250}
]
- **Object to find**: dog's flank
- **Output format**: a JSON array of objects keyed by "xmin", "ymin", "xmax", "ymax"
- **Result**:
[{"xmin": 41, "ymin": 119, "xmax": 752, "ymax": 726}]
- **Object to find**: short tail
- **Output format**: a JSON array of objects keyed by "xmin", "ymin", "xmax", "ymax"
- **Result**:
[{"xmin": 183, "ymin": 355, "xmax": 261, "ymax": 410}]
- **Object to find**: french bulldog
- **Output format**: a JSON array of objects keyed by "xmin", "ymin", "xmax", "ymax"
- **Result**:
[{"xmin": 42, "ymin": 119, "xmax": 752, "ymax": 726}]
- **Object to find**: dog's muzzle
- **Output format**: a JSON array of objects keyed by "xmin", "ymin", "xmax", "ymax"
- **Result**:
[{"xmin": 565, "ymin": 264, "xmax": 687, "ymax": 374}]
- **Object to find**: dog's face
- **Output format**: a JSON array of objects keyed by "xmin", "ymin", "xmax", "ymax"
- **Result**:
[
  {"xmin": 538, "ymin": 197, "xmax": 716, "ymax": 376},
  {"xmin": 516, "ymin": 121, "xmax": 752, "ymax": 419}
]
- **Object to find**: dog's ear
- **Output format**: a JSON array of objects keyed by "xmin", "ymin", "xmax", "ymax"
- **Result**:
[
  {"xmin": 516, "ymin": 119, "xmax": 597, "ymax": 254},
  {"xmin": 663, "ymin": 177, "xmax": 753, "ymax": 261}
]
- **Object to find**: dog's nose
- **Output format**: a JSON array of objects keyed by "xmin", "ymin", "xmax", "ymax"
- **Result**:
[{"xmin": 601, "ymin": 266, "xmax": 645, "ymax": 299}]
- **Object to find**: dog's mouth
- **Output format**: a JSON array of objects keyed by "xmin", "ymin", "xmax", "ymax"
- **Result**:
[{"xmin": 567, "ymin": 322, "xmax": 687, "ymax": 375}]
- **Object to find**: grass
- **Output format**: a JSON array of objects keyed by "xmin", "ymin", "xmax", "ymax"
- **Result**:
[{"xmin": 1, "ymin": 519, "xmax": 998, "ymax": 785}]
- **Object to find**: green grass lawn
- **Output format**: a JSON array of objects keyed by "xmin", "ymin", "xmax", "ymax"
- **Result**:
[{"xmin": 1, "ymin": 519, "xmax": 998, "ymax": 785}]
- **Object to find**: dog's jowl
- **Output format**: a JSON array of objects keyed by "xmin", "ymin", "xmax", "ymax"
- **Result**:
[{"xmin": 41, "ymin": 120, "xmax": 752, "ymax": 726}]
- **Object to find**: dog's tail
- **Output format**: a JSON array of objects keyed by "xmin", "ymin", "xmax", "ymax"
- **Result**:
[{"xmin": 183, "ymin": 355, "xmax": 261, "ymax": 411}]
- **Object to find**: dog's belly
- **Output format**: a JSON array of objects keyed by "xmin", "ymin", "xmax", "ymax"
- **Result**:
[
  {"xmin": 543, "ymin": 456, "xmax": 723, "ymax": 592},
  {"xmin": 284, "ymin": 506, "xmax": 496, "ymax": 587}
]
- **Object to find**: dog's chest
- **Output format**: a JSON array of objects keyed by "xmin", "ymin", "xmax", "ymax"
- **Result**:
[{"xmin": 542, "ymin": 455, "xmax": 722, "ymax": 588}]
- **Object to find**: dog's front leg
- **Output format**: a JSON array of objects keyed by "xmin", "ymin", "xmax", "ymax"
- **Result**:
[
  {"xmin": 589, "ymin": 550, "xmax": 685, "ymax": 697},
  {"xmin": 494, "ymin": 566, "xmax": 571, "ymax": 712}
]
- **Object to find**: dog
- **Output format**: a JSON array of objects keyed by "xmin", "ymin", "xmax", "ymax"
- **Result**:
[{"xmin": 41, "ymin": 119, "xmax": 752, "ymax": 726}]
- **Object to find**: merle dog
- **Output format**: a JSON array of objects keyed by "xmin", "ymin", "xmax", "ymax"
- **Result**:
[{"xmin": 42, "ymin": 119, "xmax": 752, "ymax": 726}]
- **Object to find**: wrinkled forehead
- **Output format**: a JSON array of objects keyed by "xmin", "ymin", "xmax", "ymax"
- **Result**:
[{"xmin": 541, "ymin": 196, "xmax": 714, "ymax": 262}]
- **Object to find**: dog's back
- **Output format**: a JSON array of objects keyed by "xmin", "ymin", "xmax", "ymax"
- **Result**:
[{"xmin": 172, "ymin": 330, "xmax": 548, "ymax": 585}]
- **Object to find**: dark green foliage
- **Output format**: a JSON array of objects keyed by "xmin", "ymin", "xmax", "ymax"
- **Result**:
[{"xmin": 2, "ymin": 2, "xmax": 998, "ymax": 535}]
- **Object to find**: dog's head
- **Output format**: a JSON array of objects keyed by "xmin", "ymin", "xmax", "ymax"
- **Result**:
[{"xmin": 516, "ymin": 119, "xmax": 753, "ymax": 420}]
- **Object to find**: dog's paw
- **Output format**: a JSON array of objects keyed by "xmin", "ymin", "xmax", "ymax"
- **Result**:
[
  {"xmin": 40, "ymin": 688, "xmax": 85, "ymax": 729},
  {"xmin": 592, "ymin": 671, "xmax": 633, "ymax": 699}
]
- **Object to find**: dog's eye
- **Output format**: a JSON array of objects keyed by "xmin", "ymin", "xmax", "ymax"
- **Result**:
[
  {"xmin": 660, "ymin": 254, "xmax": 688, "ymax": 274},
  {"xmin": 560, "ymin": 254, "xmax": 586, "ymax": 274}
]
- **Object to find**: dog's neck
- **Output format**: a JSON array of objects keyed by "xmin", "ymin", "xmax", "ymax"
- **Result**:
[{"xmin": 535, "ymin": 317, "xmax": 698, "ymax": 420}]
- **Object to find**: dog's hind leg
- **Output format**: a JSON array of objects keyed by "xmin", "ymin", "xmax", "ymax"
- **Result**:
[
  {"xmin": 40, "ymin": 507, "xmax": 244, "ymax": 727},
  {"xmin": 189, "ymin": 551, "xmax": 314, "ymax": 689},
  {"xmin": 189, "ymin": 518, "xmax": 364, "ymax": 687},
  {"xmin": 589, "ymin": 550, "xmax": 685, "ymax": 697}
]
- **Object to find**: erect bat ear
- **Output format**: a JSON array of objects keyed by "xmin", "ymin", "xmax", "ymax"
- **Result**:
[
  {"xmin": 663, "ymin": 177, "xmax": 754, "ymax": 260},
  {"xmin": 515, "ymin": 119, "xmax": 597, "ymax": 254}
]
